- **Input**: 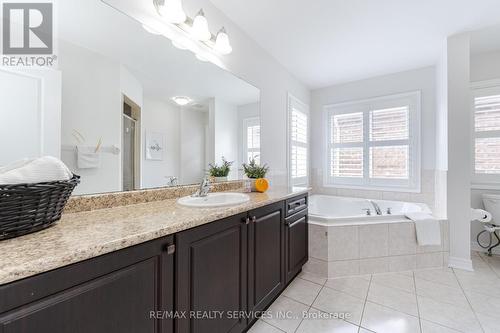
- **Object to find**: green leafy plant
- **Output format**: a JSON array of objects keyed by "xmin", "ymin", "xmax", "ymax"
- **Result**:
[
  {"xmin": 242, "ymin": 158, "xmax": 269, "ymax": 179},
  {"xmin": 208, "ymin": 157, "xmax": 233, "ymax": 177}
]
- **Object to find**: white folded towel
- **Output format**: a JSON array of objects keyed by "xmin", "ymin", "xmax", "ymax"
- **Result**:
[
  {"xmin": 406, "ymin": 212, "xmax": 441, "ymax": 246},
  {"xmin": 0, "ymin": 156, "xmax": 73, "ymax": 185}
]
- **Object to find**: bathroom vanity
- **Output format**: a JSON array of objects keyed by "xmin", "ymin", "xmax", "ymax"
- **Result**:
[{"xmin": 0, "ymin": 190, "xmax": 308, "ymax": 333}]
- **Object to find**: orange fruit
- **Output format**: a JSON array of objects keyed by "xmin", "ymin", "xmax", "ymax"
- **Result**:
[{"xmin": 255, "ymin": 178, "xmax": 269, "ymax": 193}]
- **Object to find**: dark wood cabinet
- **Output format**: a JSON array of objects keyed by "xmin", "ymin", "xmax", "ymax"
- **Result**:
[
  {"xmin": 0, "ymin": 194, "xmax": 308, "ymax": 333},
  {"xmin": 247, "ymin": 202, "xmax": 285, "ymax": 317},
  {"xmin": 0, "ymin": 236, "xmax": 175, "ymax": 333},
  {"xmin": 176, "ymin": 213, "xmax": 248, "ymax": 333}
]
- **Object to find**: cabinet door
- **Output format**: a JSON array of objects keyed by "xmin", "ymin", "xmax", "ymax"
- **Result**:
[
  {"xmin": 176, "ymin": 213, "xmax": 248, "ymax": 333},
  {"xmin": 0, "ymin": 236, "xmax": 175, "ymax": 333},
  {"xmin": 248, "ymin": 202, "xmax": 285, "ymax": 316},
  {"xmin": 285, "ymin": 209, "xmax": 309, "ymax": 283}
]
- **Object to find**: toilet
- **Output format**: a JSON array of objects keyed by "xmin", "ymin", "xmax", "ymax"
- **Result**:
[{"xmin": 482, "ymin": 194, "xmax": 500, "ymax": 224}]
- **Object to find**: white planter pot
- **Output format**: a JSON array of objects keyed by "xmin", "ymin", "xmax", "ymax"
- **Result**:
[{"xmin": 213, "ymin": 176, "xmax": 228, "ymax": 182}]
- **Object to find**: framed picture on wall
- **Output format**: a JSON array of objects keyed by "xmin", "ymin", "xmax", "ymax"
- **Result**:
[{"xmin": 145, "ymin": 131, "xmax": 165, "ymax": 161}]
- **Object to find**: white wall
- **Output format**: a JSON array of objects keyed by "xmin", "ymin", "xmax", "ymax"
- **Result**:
[
  {"xmin": 310, "ymin": 67, "xmax": 437, "ymax": 209},
  {"xmin": 180, "ymin": 107, "xmax": 208, "ymax": 184},
  {"xmin": 181, "ymin": 0, "xmax": 310, "ymax": 186},
  {"xmin": 446, "ymin": 33, "xmax": 472, "ymax": 270},
  {"xmin": 142, "ymin": 97, "xmax": 180, "ymax": 188},
  {"xmin": 470, "ymin": 50, "xmax": 500, "ymax": 245},
  {"xmin": 59, "ymin": 40, "xmax": 122, "ymax": 195}
]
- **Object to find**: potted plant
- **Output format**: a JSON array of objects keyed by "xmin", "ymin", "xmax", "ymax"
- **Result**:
[
  {"xmin": 208, "ymin": 157, "xmax": 233, "ymax": 182},
  {"xmin": 242, "ymin": 158, "xmax": 270, "ymax": 192}
]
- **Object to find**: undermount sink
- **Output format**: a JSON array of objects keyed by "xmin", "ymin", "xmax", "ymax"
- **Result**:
[{"xmin": 177, "ymin": 192, "xmax": 250, "ymax": 208}]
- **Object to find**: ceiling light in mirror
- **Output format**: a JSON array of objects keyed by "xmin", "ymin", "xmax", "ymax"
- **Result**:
[
  {"xmin": 191, "ymin": 9, "xmax": 211, "ymax": 41},
  {"xmin": 215, "ymin": 27, "xmax": 232, "ymax": 55},
  {"xmin": 157, "ymin": 0, "xmax": 186, "ymax": 24},
  {"xmin": 172, "ymin": 37, "xmax": 195, "ymax": 50},
  {"xmin": 195, "ymin": 53, "xmax": 209, "ymax": 62},
  {"xmin": 172, "ymin": 96, "xmax": 192, "ymax": 106}
]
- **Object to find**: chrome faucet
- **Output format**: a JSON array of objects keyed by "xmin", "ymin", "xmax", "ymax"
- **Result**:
[
  {"xmin": 192, "ymin": 177, "xmax": 211, "ymax": 197},
  {"xmin": 370, "ymin": 200, "xmax": 383, "ymax": 215},
  {"xmin": 165, "ymin": 176, "xmax": 178, "ymax": 186}
]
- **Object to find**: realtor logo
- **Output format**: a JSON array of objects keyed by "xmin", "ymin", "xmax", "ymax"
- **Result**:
[
  {"xmin": 2, "ymin": 2, "xmax": 53, "ymax": 54},
  {"xmin": 1, "ymin": 1, "xmax": 56, "ymax": 66}
]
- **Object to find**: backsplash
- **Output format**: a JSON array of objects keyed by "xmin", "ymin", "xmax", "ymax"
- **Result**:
[{"xmin": 64, "ymin": 181, "xmax": 244, "ymax": 214}]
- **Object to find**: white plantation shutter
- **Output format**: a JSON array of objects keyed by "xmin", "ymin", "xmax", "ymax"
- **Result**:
[
  {"xmin": 473, "ymin": 91, "xmax": 500, "ymax": 177},
  {"xmin": 289, "ymin": 96, "xmax": 309, "ymax": 186},
  {"xmin": 325, "ymin": 92, "xmax": 420, "ymax": 191},
  {"xmin": 243, "ymin": 117, "xmax": 260, "ymax": 164}
]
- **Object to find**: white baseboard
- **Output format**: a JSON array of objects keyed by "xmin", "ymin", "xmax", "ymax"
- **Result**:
[
  {"xmin": 471, "ymin": 240, "xmax": 500, "ymax": 255},
  {"xmin": 448, "ymin": 256, "xmax": 474, "ymax": 271}
]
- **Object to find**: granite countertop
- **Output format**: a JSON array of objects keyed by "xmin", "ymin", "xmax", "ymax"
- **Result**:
[{"xmin": 0, "ymin": 187, "xmax": 309, "ymax": 285}]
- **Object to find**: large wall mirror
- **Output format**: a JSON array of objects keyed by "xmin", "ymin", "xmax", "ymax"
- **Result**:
[{"xmin": 0, "ymin": 0, "xmax": 260, "ymax": 195}]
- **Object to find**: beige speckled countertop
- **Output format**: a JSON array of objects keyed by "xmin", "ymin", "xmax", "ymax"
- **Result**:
[{"xmin": 0, "ymin": 187, "xmax": 309, "ymax": 285}]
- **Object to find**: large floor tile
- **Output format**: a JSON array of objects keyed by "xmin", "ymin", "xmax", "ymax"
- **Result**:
[
  {"xmin": 312, "ymin": 287, "xmax": 365, "ymax": 325},
  {"xmin": 296, "ymin": 308, "xmax": 359, "ymax": 333},
  {"xmin": 282, "ymin": 277, "xmax": 322, "ymax": 306},
  {"xmin": 413, "ymin": 268, "xmax": 460, "ymax": 288},
  {"xmin": 324, "ymin": 276, "xmax": 370, "ymax": 299},
  {"xmin": 359, "ymin": 328, "xmax": 375, "ymax": 333},
  {"xmin": 476, "ymin": 312, "xmax": 500, "ymax": 333},
  {"xmin": 417, "ymin": 296, "xmax": 482, "ymax": 333},
  {"xmin": 298, "ymin": 271, "xmax": 327, "ymax": 286},
  {"xmin": 420, "ymin": 320, "xmax": 462, "ymax": 333},
  {"xmin": 371, "ymin": 272, "xmax": 415, "ymax": 293},
  {"xmin": 367, "ymin": 283, "xmax": 418, "ymax": 316},
  {"xmin": 414, "ymin": 278, "xmax": 469, "ymax": 307},
  {"xmin": 263, "ymin": 296, "xmax": 309, "ymax": 333},
  {"xmin": 464, "ymin": 288, "xmax": 500, "ymax": 319},
  {"xmin": 248, "ymin": 320, "xmax": 284, "ymax": 333},
  {"xmin": 360, "ymin": 302, "xmax": 420, "ymax": 333}
]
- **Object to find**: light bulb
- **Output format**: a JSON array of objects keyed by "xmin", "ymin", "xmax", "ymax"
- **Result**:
[
  {"xmin": 172, "ymin": 96, "xmax": 191, "ymax": 106},
  {"xmin": 158, "ymin": 0, "xmax": 186, "ymax": 24},
  {"xmin": 215, "ymin": 27, "xmax": 232, "ymax": 55},
  {"xmin": 191, "ymin": 9, "xmax": 211, "ymax": 41}
]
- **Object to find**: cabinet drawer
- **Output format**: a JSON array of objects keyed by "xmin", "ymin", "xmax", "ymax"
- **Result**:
[
  {"xmin": 285, "ymin": 209, "xmax": 308, "ymax": 283},
  {"xmin": 285, "ymin": 195, "xmax": 308, "ymax": 217}
]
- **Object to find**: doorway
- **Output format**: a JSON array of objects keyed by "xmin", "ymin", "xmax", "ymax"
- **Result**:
[{"xmin": 122, "ymin": 96, "xmax": 141, "ymax": 191}]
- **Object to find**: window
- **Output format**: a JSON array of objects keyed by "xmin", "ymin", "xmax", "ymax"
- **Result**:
[
  {"xmin": 472, "ymin": 84, "xmax": 500, "ymax": 185},
  {"xmin": 325, "ymin": 91, "xmax": 421, "ymax": 192},
  {"xmin": 288, "ymin": 95, "xmax": 309, "ymax": 186},
  {"xmin": 243, "ymin": 117, "xmax": 260, "ymax": 164}
]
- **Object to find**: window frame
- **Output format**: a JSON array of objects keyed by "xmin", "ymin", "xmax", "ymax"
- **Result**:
[
  {"xmin": 241, "ymin": 117, "xmax": 261, "ymax": 165},
  {"xmin": 288, "ymin": 94, "xmax": 310, "ymax": 187},
  {"xmin": 323, "ymin": 91, "xmax": 421, "ymax": 192},
  {"xmin": 471, "ymin": 79, "xmax": 500, "ymax": 189}
]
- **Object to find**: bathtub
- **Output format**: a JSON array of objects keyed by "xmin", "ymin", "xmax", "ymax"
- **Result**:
[
  {"xmin": 304, "ymin": 195, "xmax": 449, "ymax": 278},
  {"xmin": 309, "ymin": 195, "xmax": 431, "ymax": 226}
]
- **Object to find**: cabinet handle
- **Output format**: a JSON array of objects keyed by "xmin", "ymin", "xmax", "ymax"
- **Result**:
[
  {"xmin": 252, "ymin": 216, "xmax": 257, "ymax": 223},
  {"xmin": 242, "ymin": 217, "xmax": 250, "ymax": 225},
  {"xmin": 165, "ymin": 244, "xmax": 176, "ymax": 255}
]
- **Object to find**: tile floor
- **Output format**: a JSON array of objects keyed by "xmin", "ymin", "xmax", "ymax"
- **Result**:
[{"xmin": 248, "ymin": 251, "xmax": 500, "ymax": 333}]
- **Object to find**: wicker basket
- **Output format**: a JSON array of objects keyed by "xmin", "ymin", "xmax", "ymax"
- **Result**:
[{"xmin": 0, "ymin": 175, "xmax": 80, "ymax": 240}]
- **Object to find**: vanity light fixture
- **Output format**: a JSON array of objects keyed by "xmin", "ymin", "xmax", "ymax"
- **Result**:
[
  {"xmin": 191, "ymin": 9, "xmax": 211, "ymax": 41},
  {"xmin": 172, "ymin": 96, "xmax": 191, "ymax": 106},
  {"xmin": 214, "ymin": 27, "xmax": 232, "ymax": 55},
  {"xmin": 150, "ymin": 0, "xmax": 233, "ymax": 58},
  {"xmin": 156, "ymin": 0, "xmax": 186, "ymax": 24}
]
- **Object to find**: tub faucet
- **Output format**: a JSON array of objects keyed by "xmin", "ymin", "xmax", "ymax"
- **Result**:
[
  {"xmin": 192, "ymin": 177, "xmax": 211, "ymax": 197},
  {"xmin": 370, "ymin": 200, "xmax": 383, "ymax": 215}
]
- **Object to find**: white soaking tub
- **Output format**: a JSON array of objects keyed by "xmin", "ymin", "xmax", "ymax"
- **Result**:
[
  {"xmin": 308, "ymin": 195, "xmax": 431, "ymax": 226},
  {"xmin": 304, "ymin": 195, "xmax": 449, "ymax": 278}
]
